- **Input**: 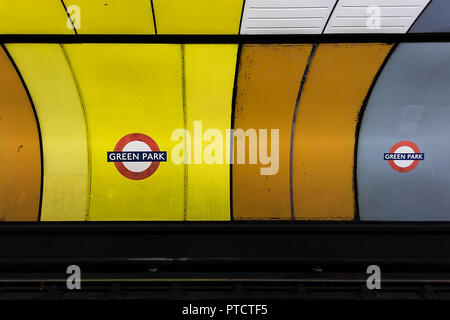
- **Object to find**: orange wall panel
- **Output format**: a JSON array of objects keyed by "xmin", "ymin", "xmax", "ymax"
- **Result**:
[
  {"xmin": 233, "ymin": 44, "xmax": 312, "ymax": 220},
  {"xmin": 292, "ymin": 43, "xmax": 392, "ymax": 220},
  {"xmin": 0, "ymin": 46, "xmax": 41, "ymax": 221}
]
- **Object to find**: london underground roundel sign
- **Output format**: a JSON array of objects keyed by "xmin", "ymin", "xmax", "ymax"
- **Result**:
[
  {"xmin": 107, "ymin": 133, "xmax": 167, "ymax": 180},
  {"xmin": 384, "ymin": 141, "xmax": 424, "ymax": 173}
]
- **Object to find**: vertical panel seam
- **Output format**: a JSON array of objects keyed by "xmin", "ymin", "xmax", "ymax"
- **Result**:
[
  {"xmin": 238, "ymin": 0, "xmax": 247, "ymax": 35},
  {"xmin": 1, "ymin": 44, "xmax": 43, "ymax": 222},
  {"xmin": 353, "ymin": 43, "xmax": 398, "ymax": 221},
  {"xmin": 60, "ymin": 44, "xmax": 92, "ymax": 221},
  {"xmin": 289, "ymin": 44, "xmax": 317, "ymax": 221},
  {"xmin": 181, "ymin": 44, "xmax": 188, "ymax": 221},
  {"xmin": 322, "ymin": 0, "xmax": 339, "ymax": 34},
  {"xmin": 229, "ymin": 44, "xmax": 243, "ymax": 221},
  {"xmin": 60, "ymin": 0, "xmax": 78, "ymax": 35},
  {"xmin": 150, "ymin": 0, "xmax": 158, "ymax": 35}
]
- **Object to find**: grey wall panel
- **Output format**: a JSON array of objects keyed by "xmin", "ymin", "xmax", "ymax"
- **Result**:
[
  {"xmin": 409, "ymin": 0, "xmax": 450, "ymax": 33},
  {"xmin": 357, "ymin": 43, "xmax": 450, "ymax": 221}
]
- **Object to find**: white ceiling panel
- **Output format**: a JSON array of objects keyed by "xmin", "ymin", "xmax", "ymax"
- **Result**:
[
  {"xmin": 324, "ymin": 0, "xmax": 430, "ymax": 34},
  {"xmin": 240, "ymin": 0, "xmax": 338, "ymax": 34}
]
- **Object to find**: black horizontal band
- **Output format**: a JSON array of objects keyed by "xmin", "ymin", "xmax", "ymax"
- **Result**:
[
  {"xmin": 1, "ymin": 33, "xmax": 450, "ymax": 44},
  {"xmin": 1, "ymin": 222, "xmax": 450, "ymax": 271}
]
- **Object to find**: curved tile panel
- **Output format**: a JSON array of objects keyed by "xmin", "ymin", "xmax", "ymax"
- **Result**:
[
  {"xmin": 409, "ymin": 0, "xmax": 450, "ymax": 33},
  {"xmin": 357, "ymin": 43, "xmax": 450, "ymax": 221},
  {"xmin": 153, "ymin": 0, "xmax": 244, "ymax": 34},
  {"xmin": 0, "ymin": 46, "xmax": 41, "ymax": 221},
  {"xmin": 292, "ymin": 43, "xmax": 392, "ymax": 220},
  {"xmin": 62, "ymin": 0, "xmax": 155, "ymax": 34},
  {"xmin": 184, "ymin": 44, "xmax": 237, "ymax": 221},
  {"xmin": 324, "ymin": 0, "xmax": 430, "ymax": 34},
  {"xmin": 0, "ymin": 0, "xmax": 74, "ymax": 34},
  {"xmin": 241, "ymin": 0, "xmax": 337, "ymax": 34},
  {"xmin": 233, "ymin": 44, "xmax": 312, "ymax": 220},
  {"xmin": 64, "ymin": 44, "xmax": 184, "ymax": 221},
  {"xmin": 7, "ymin": 44, "xmax": 88, "ymax": 221}
]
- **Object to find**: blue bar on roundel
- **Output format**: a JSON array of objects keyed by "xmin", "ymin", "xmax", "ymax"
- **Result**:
[{"xmin": 107, "ymin": 152, "xmax": 167, "ymax": 162}]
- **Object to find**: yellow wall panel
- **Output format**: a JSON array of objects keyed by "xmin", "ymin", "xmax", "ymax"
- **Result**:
[
  {"xmin": 184, "ymin": 44, "xmax": 237, "ymax": 221},
  {"xmin": 153, "ymin": 0, "xmax": 244, "ymax": 34},
  {"xmin": 292, "ymin": 43, "xmax": 392, "ymax": 220},
  {"xmin": 0, "ymin": 46, "xmax": 41, "ymax": 221},
  {"xmin": 233, "ymin": 44, "xmax": 312, "ymax": 220},
  {"xmin": 6, "ymin": 44, "xmax": 89, "ymax": 221},
  {"xmin": 0, "ymin": 0, "xmax": 74, "ymax": 34},
  {"xmin": 63, "ymin": 0, "xmax": 155, "ymax": 34},
  {"xmin": 64, "ymin": 44, "xmax": 184, "ymax": 221}
]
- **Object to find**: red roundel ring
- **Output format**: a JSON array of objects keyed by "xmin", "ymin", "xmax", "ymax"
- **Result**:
[
  {"xmin": 114, "ymin": 133, "xmax": 160, "ymax": 180},
  {"xmin": 387, "ymin": 140, "xmax": 421, "ymax": 173}
]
